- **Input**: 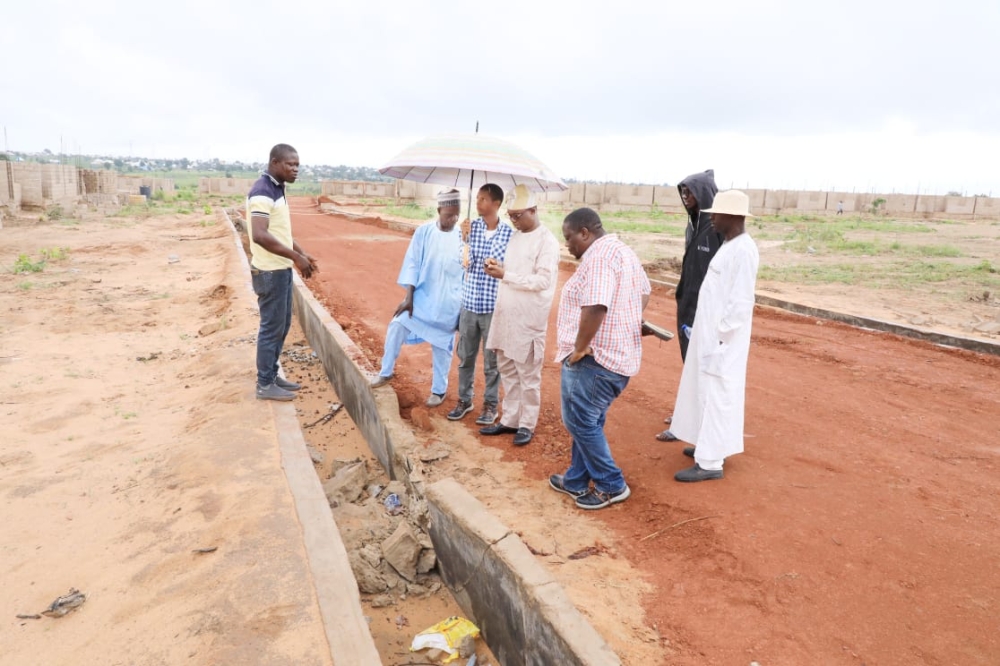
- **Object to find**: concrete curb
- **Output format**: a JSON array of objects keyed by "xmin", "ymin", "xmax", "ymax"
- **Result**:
[
  {"xmin": 647, "ymin": 276, "xmax": 1000, "ymax": 358},
  {"xmin": 223, "ymin": 209, "xmax": 382, "ymax": 666},
  {"xmin": 254, "ymin": 209, "xmax": 622, "ymax": 663},
  {"xmin": 426, "ymin": 479, "xmax": 622, "ymax": 666}
]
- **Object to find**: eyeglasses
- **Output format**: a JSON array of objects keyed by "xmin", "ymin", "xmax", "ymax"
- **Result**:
[{"xmin": 508, "ymin": 208, "xmax": 535, "ymax": 222}]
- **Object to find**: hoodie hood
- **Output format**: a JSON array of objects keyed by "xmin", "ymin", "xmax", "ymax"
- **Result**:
[{"xmin": 677, "ymin": 169, "xmax": 718, "ymax": 217}]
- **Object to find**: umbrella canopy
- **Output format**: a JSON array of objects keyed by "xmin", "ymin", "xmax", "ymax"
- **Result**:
[{"xmin": 379, "ymin": 133, "xmax": 567, "ymax": 193}]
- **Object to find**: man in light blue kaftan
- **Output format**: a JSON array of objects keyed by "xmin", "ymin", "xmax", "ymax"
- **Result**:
[{"xmin": 370, "ymin": 189, "xmax": 465, "ymax": 408}]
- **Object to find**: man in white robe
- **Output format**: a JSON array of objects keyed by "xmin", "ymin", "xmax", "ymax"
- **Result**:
[
  {"xmin": 670, "ymin": 190, "xmax": 760, "ymax": 482},
  {"xmin": 370, "ymin": 189, "xmax": 464, "ymax": 407},
  {"xmin": 480, "ymin": 185, "xmax": 561, "ymax": 446}
]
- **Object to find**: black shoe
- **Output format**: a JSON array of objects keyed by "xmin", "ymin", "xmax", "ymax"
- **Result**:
[
  {"xmin": 275, "ymin": 375, "xmax": 301, "ymax": 391},
  {"xmin": 479, "ymin": 423, "xmax": 517, "ymax": 436},
  {"xmin": 683, "ymin": 446, "xmax": 695, "ymax": 458},
  {"xmin": 655, "ymin": 429, "xmax": 678, "ymax": 442},
  {"xmin": 548, "ymin": 474, "xmax": 587, "ymax": 499},
  {"xmin": 513, "ymin": 428, "xmax": 533, "ymax": 446},
  {"xmin": 575, "ymin": 485, "xmax": 631, "ymax": 510},
  {"xmin": 447, "ymin": 399, "xmax": 473, "ymax": 421},
  {"xmin": 674, "ymin": 464, "xmax": 724, "ymax": 483}
]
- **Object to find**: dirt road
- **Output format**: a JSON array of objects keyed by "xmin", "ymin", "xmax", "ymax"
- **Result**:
[
  {"xmin": 293, "ymin": 198, "xmax": 1000, "ymax": 665},
  {"xmin": 1, "ymin": 213, "xmax": 333, "ymax": 665}
]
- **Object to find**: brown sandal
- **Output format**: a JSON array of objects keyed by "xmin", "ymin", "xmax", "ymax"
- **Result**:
[{"xmin": 655, "ymin": 429, "xmax": 678, "ymax": 442}]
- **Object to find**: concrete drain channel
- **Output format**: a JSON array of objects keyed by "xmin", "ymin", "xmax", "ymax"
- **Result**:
[{"xmin": 226, "ymin": 211, "xmax": 620, "ymax": 665}]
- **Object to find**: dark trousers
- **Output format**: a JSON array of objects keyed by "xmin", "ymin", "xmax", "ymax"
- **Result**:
[{"xmin": 252, "ymin": 267, "xmax": 293, "ymax": 387}]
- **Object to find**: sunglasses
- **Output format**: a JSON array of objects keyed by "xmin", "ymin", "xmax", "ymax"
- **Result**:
[{"xmin": 507, "ymin": 208, "xmax": 535, "ymax": 222}]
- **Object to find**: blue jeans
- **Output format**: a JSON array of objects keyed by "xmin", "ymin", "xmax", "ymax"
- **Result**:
[
  {"xmin": 560, "ymin": 355, "xmax": 629, "ymax": 494},
  {"xmin": 378, "ymin": 320, "xmax": 453, "ymax": 396},
  {"xmin": 252, "ymin": 267, "xmax": 293, "ymax": 387}
]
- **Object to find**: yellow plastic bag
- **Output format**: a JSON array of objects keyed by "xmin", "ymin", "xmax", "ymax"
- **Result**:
[{"xmin": 410, "ymin": 615, "xmax": 480, "ymax": 663}]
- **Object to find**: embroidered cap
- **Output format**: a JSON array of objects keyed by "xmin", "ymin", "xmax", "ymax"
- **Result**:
[{"xmin": 437, "ymin": 189, "xmax": 461, "ymax": 207}]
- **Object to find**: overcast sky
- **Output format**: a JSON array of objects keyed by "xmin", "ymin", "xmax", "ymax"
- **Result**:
[{"xmin": 3, "ymin": 0, "xmax": 998, "ymax": 194}]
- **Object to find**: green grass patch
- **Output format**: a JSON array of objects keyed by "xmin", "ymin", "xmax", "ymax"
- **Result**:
[
  {"xmin": 760, "ymin": 259, "xmax": 1000, "ymax": 289},
  {"xmin": 384, "ymin": 203, "xmax": 436, "ymax": 220},
  {"xmin": 40, "ymin": 247, "xmax": 69, "ymax": 261},
  {"xmin": 12, "ymin": 253, "xmax": 46, "ymax": 274},
  {"xmin": 16, "ymin": 281, "xmax": 34, "ymax": 290}
]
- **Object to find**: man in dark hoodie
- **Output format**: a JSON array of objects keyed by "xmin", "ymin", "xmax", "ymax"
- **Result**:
[{"xmin": 657, "ymin": 169, "xmax": 722, "ymax": 442}]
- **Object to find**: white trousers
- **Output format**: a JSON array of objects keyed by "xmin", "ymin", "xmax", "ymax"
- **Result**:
[{"xmin": 496, "ymin": 347, "xmax": 544, "ymax": 431}]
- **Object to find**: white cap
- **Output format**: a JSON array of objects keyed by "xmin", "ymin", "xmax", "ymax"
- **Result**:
[
  {"xmin": 506, "ymin": 183, "xmax": 537, "ymax": 210},
  {"xmin": 703, "ymin": 190, "xmax": 754, "ymax": 217}
]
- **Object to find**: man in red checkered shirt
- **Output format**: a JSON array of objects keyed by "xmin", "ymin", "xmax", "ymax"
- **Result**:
[{"xmin": 548, "ymin": 207, "xmax": 651, "ymax": 510}]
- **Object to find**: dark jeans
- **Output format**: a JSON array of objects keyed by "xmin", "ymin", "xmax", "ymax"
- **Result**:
[
  {"xmin": 560, "ymin": 355, "xmax": 629, "ymax": 494},
  {"xmin": 252, "ymin": 267, "xmax": 293, "ymax": 387}
]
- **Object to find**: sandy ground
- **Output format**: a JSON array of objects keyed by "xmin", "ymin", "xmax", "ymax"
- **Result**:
[
  {"xmin": 293, "ymin": 198, "xmax": 1000, "ymax": 666},
  {"xmin": 0, "ymin": 213, "xmax": 333, "ymax": 665}
]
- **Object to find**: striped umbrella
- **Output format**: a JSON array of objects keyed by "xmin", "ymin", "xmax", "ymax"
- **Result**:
[{"xmin": 378, "ymin": 133, "xmax": 568, "ymax": 194}]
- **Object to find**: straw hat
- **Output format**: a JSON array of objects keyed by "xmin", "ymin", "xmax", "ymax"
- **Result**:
[
  {"xmin": 506, "ymin": 183, "xmax": 537, "ymax": 210},
  {"xmin": 703, "ymin": 189, "xmax": 755, "ymax": 217}
]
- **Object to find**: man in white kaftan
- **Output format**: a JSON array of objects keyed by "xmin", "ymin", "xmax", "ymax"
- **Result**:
[
  {"xmin": 481, "ymin": 185, "xmax": 561, "ymax": 446},
  {"xmin": 370, "ymin": 190, "xmax": 464, "ymax": 407},
  {"xmin": 670, "ymin": 190, "xmax": 760, "ymax": 482}
]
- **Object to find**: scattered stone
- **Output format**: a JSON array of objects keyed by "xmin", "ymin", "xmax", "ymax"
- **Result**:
[
  {"xmin": 974, "ymin": 322, "xmax": 1000, "ymax": 335},
  {"xmin": 382, "ymin": 522, "xmax": 422, "ymax": 582},
  {"xmin": 418, "ymin": 441, "xmax": 451, "ymax": 463},
  {"xmin": 167, "ymin": 254, "xmax": 180, "ymax": 264},
  {"xmin": 370, "ymin": 594, "xmax": 394, "ymax": 609},
  {"xmin": 348, "ymin": 552, "xmax": 388, "ymax": 594},
  {"xmin": 306, "ymin": 444, "xmax": 325, "ymax": 465},
  {"xmin": 409, "ymin": 499, "xmax": 431, "ymax": 531},
  {"xmin": 405, "ymin": 582, "xmax": 431, "ymax": 597},
  {"xmin": 323, "ymin": 461, "xmax": 368, "ymax": 505},
  {"xmin": 416, "ymin": 548, "xmax": 437, "ymax": 575},
  {"xmin": 359, "ymin": 543, "xmax": 382, "ymax": 569},
  {"xmin": 331, "ymin": 457, "xmax": 362, "ymax": 475},
  {"xmin": 198, "ymin": 322, "xmax": 221, "ymax": 337},
  {"xmin": 410, "ymin": 407, "xmax": 433, "ymax": 431},
  {"xmin": 382, "ymin": 480, "xmax": 407, "ymax": 503},
  {"xmin": 366, "ymin": 483, "xmax": 384, "ymax": 498},
  {"xmin": 459, "ymin": 634, "xmax": 476, "ymax": 658},
  {"xmin": 909, "ymin": 315, "xmax": 934, "ymax": 326},
  {"xmin": 417, "ymin": 532, "xmax": 433, "ymax": 550}
]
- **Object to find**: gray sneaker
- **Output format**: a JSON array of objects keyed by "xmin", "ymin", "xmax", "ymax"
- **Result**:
[
  {"xmin": 256, "ymin": 382, "xmax": 295, "ymax": 401},
  {"xmin": 275, "ymin": 375, "xmax": 301, "ymax": 391},
  {"xmin": 447, "ymin": 399, "xmax": 473, "ymax": 421},
  {"xmin": 369, "ymin": 374, "xmax": 393, "ymax": 388},
  {"xmin": 426, "ymin": 393, "xmax": 445, "ymax": 408},
  {"xmin": 475, "ymin": 403, "xmax": 498, "ymax": 426}
]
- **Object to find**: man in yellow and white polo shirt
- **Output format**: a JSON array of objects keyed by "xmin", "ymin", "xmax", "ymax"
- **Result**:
[{"xmin": 247, "ymin": 143, "xmax": 318, "ymax": 401}]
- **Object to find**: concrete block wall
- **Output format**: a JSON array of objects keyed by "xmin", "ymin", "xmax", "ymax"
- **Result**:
[
  {"xmin": 320, "ymin": 179, "xmax": 1000, "ymax": 220},
  {"xmin": 79, "ymin": 169, "xmax": 119, "ymax": 195},
  {"xmin": 200, "ymin": 177, "xmax": 256, "ymax": 195},
  {"xmin": 41, "ymin": 164, "xmax": 79, "ymax": 200},
  {"xmin": 943, "ymin": 196, "xmax": 976, "ymax": 216},
  {"xmin": 974, "ymin": 197, "xmax": 1000, "ymax": 218},
  {"xmin": 1, "ymin": 162, "xmax": 15, "ymax": 205},
  {"xmin": 11, "ymin": 163, "xmax": 44, "ymax": 207}
]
